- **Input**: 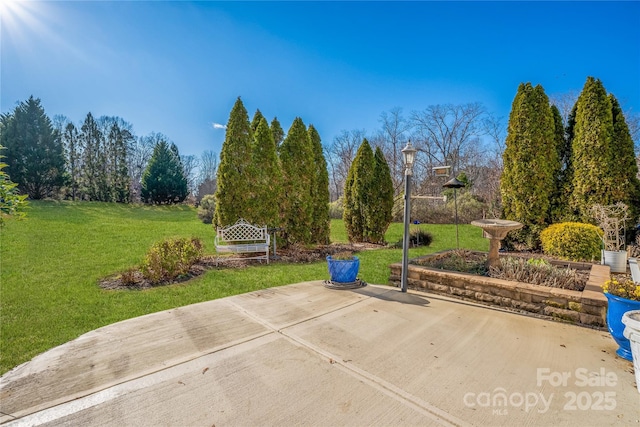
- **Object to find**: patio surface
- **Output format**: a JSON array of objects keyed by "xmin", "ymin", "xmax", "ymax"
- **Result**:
[{"xmin": 1, "ymin": 282, "xmax": 639, "ymax": 426}]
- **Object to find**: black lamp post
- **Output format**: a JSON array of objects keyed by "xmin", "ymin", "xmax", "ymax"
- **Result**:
[
  {"xmin": 443, "ymin": 177, "xmax": 465, "ymax": 249},
  {"xmin": 400, "ymin": 141, "xmax": 417, "ymax": 293}
]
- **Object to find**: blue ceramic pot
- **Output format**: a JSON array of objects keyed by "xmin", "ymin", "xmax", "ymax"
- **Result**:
[
  {"xmin": 326, "ymin": 256, "xmax": 360, "ymax": 283},
  {"xmin": 604, "ymin": 293, "xmax": 640, "ymax": 361}
]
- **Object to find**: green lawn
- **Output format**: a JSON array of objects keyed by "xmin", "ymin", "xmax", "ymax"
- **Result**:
[{"xmin": 0, "ymin": 201, "xmax": 488, "ymax": 374}]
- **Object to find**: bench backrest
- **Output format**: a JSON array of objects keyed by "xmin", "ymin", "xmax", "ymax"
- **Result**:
[{"xmin": 216, "ymin": 219, "xmax": 269, "ymax": 243}]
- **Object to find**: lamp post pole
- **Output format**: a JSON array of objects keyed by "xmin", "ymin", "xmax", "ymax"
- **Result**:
[
  {"xmin": 400, "ymin": 142, "xmax": 417, "ymax": 293},
  {"xmin": 443, "ymin": 177, "xmax": 465, "ymax": 249}
]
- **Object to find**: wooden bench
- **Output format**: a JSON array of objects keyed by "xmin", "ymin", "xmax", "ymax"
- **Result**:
[{"xmin": 215, "ymin": 219, "xmax": 270, "ymax": 266}]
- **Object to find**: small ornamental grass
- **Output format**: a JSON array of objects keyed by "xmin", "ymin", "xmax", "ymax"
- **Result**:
[
  {"xmin": 603, "ymin": 277, "xmax": 640, "ymax": 301},
  {"xmin": 491, "ymin": 257, "xmax": 584, "ymax": 291},
  {"xmin": 142, "ymin": 237, "xmax": 204, "ymax": 284}
]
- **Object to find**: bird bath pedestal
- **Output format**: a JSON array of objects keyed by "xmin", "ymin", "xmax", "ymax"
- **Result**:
[{"xmin": 471, "ymin": 219, "xmax": 523, "ymax": 268}]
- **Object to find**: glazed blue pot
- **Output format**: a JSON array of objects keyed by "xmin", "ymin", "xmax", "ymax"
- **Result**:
[
  {"xmin": 604, "ymin": 293, "xmax": 640, "ymax": 361},
  {"xmin": 326, "ymin": 256, "xmax": 360, "ymax": 283}
]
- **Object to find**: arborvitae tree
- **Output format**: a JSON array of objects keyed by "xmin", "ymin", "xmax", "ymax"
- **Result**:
[
  {"xmin": 250, "ymin": 109, "xmax": 266, "ymax": 134},
  {"xmin": 368, "ymin": 146, "xmax": 394, "ymax": 243},
  {"xmin": 141, "ymin": 140, "xmax": 188, "ymax": 204},
  {"xmin": 247, "ymin": 117, "xmax": 282, "ymax": 227},
  {"xmin": 214, "ymin": 97, "xmax": 253, "ymax": 226},
  {"xmin": 107, "ymin": 123, "xmax": 131, "ymax": 203},
  {"xmin": 343, "ymin": 139, "xmax": 375, "ymax": 242},
  {"xmin": 570, "ymin": 77, "xmax": 616, "ymax": 220},
  {"xmin": 279, "ymin": 117, "xmax": 314, "ymax": 244},
  {"xmin": 501, "ymin": 83, "xmax": 558, "ymax": 248},
  {"xmin": 609, "ymin": 94, "xmax": 640, "ymax": 222},
  {"xmin": 80, "ymin": 113, "xmax": 105, "ymax": 201},
  {"xmin": 270, "ymin": 117, "xmax": 285, "ymax": 147},
  {"xmin": 0, "ymin": 96, "xmax": 65, "ymax": 199},
  {"xmin": 308, "ymin": 125, "xmax": 330, "ymax": 244},
  {"xmin": 550, "ymin": 104, "xmax": 568, "ymax": 222}
]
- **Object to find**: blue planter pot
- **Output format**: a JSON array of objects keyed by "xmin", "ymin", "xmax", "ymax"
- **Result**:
[
  {"xmin": 604, "ymin": 293, "xmax": 640, "ymax": 361},
  {"xmin": 326, "ymin": 256, "xmax": 360, "ymax": 283}
]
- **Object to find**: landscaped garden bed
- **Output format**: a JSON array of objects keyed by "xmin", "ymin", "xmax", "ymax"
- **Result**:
[{"xmin": 389, "ymin": 250, "xmax": 609, "ymax": 328}]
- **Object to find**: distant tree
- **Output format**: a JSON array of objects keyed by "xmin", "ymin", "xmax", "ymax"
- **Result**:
[
  {"xmin": 308, "ymin": 125, "xmax": 330, "ymax": 244},
  {"xmin": 55, "ymin": 118, "xmax": 83, "ymax": 201},
  {"xmin": 79, "ymin": 112, "xmax": 106, "ymax": 201},
  {"xmin": 325, "ymin": 129, "xmax": 367, "ymax": 200},
  {"xmin": 106, "ymin": 122, "xmax": 131, "ymax": 202},
  {"xmin": 128, "ymin": 133, "xmax": 157, "ymax": 202},
  {"xmin": 501, "ymin": 83, "xmax": 558, "ymax": 248},
  {"xmin": 250, "ymin": 109, "xmax": 266, "ymax": 134},
  {"xmin": 550, "ymin": 104, "xmax": 569, "ymax": 222},
  {"xmin": 370, "ymin": 107, "xmax": 410, "ymax": 194},
  {"xmin": 279, "ymin": 117, "xmax": 314, "ymax": 244},
  {"xmin": 141, "ymin": 140, "xmax": 188, "ymax": 204},
  {"xmin": 214, "ymin": 97, "xmax": 253, "ymax": 226},
  {"xmin": 180, "ymin": 154, "xmax": 199, "ymax": 198},
  {"xmin": 0, "ymin": 96, "xmax": 65, "ymax": 199},
  {"xmin": 368, "ymin": 147, "xmax": 394, "ymax": 243},
  {"xmin": 270, "ymin": 117, "xmax": 285, "ymax": 147},
  {"xmin": 343, "ymin": 139, "xmax": 375, "ymax": 242},
  {"xmin": 246, "ymin": 117, "xmax": 282, "ymax": 227},
  {"xmin": 196, "ymin": 150, "xmax": 217, "ymax": 202},
  {"xmin": 0, "ymin": 145, "xmax": 28, "ymax": 225}
]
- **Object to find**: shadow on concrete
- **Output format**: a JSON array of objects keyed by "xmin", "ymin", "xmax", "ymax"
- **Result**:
[{"xmin": 352, "ymin": 286, "xmax": 431, "ymax": 307}]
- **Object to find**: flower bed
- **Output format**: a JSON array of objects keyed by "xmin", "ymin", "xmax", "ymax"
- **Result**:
[{"xmin": 389, "ymin": 250, "xmax": 608, "ymax": 328}]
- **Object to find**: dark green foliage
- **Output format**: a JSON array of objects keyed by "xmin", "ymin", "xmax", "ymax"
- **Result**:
[
  {"xmin": 367, "ymin": 147, "xmax": 394, "ymax": 243},
  {"xmin": 106, "ymin": 122, "xmax": 131, "ymax": 203},
  {"xmin": 570, "ymin": 77, "xmax": 616, "ymax": 220},
  {"xmin": 247, "ymin": 117, "xmax": 282, "ymax": 227},
  {"xmin": 279, "ymin": 117, "xmax": 315, "ymax": 244},
  {"xmin": 141, "ymin": 140, "xmax": 188, "ymax": 204},
  {"xmin": 550, "ymin": 105, "xmax": 570, "ymax": 222},
  {"xmin": 540, "ymin": 222, "xmax": 603, "ymax": 262},
  {"xmin": 343, "ymin": 139, "xmax": 374, "ymax": 241},
  {"xmin": 141, "ymin": 237, "xmax": 203, "ymax": 284},
  {"xmin": 501, "ymin": 83, "xmax": 559, "ymax": 249},
  {"xmin": 79, "ymin": 113, "xmax": 106, "ymax": 201},
  {"xmin": 1, "ymin": 96, "xmax": 65, "ymax": 199},
  {"xmin": 270, "ymin": 117, "xmax": 285, "ymax": 147},
  {"xmin": 0, "ymin": 145, "xmax": 28, "ymax": 225},
  {"xmin": 215, "ymin": 98, "xmax": 253, "ymax": 226},
  {"xmin": 197, "ymin": 194, "xmax": 216, "ymax": 224},
  {"xmin": 308, "ymin": 125, "xmax": 331, "ymax": 244},
  {"xmin": 609, "ymin": 95, "xmax": 640, "ymax": 223},
  {"xmin": 61, "ymin": 122, "xmax": 82, "ymax": 200}
]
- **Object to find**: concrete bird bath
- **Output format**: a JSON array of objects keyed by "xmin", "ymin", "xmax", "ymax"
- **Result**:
[{"xmin": 471, "ymin": 219, "xmax": 523, "ymax": 268}]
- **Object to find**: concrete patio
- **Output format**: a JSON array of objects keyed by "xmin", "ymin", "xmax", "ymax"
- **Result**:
[{"xmin": 1, "ymin": 282, "xmax": 638, "ymax": 426}]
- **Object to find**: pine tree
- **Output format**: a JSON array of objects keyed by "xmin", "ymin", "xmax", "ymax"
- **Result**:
[
  {"xmin": 279, "ymin": 117, "xmax": 314, "ymax": 244},
  {"xmin": 62, "ymin": 122, "xmax": 82, "ymax": 201},
  {"xmin": 609, "ymin": 94, "xmax": 640, "ymax": 222},
  {"xmin": 308, "ymin": 125, "xmax": 330, "ymax": 244},
  {"xmin": 570, "ymin": 77, "xmax": 616, "ymax": 220},
  {"xmin": 368, "ymin": 147, "xmax": 394, "ymax": 243},
  {"xmin": 0, "ymin": 96, "xmax": 65, "ymax": 199},
  {"xmin": 141, "ymin": 140, "xmax": 188, "ymax": 204},
  {"xmin": 214, "ymin": 97, "xmax": 253, "ymax": 226},
  {"xmin": 270, "ymin": 117, "xmax": 285, "ymax": 148},
  {"xmin": 501, "ymin": 83, "xmax": 558, "ymax": 248},
  {"xmin": 247, "ymin": 117, "xmax": 282, "ymax": 227},
  {"xmin": 343, "ymin": 139, "xmax": 375, "ymax": 242},
  {"xmin": 79, "ymin": 113, "xmax": 105, "ymax": 201}
]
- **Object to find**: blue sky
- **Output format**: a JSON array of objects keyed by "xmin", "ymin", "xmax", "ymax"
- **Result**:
[{"xmin": 2, "ymin": 1, "xmax": 639, "ymax": 157}]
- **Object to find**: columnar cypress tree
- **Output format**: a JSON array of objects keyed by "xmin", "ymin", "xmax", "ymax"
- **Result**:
[
  {"xmin": 214, "ymin": 97, "xmax": 253, "ymax": 226},
  {"xmin": 570, "ymin": 77, "xmax": 616, "ymax": 220},
  {"xmin": 270, "ymin": 117, "xmax": 284, "ymax": 147},
  {"xmin": 550, "ymin": 104, "xmax": 569, "ymax": 222},
  {"xmin": 250, "ymin": 109, "xmax": 266, "ymax": 134},
  {"xmin": 368, "ymin": 147, "xmax": 394, "ymax": 243},
  {"xmin": 308, "ymin": 125, "xmax": 330, "ymax": 244},
  {"xmin": 501, "ymin": 83, "xmax": 558, "ymax": 248},
  {"xmin": 609, "ymin": 94, "xmax": 640, "ymax": 221},
  {"xmin": 343, "ymin": 139, "xmax": 375, "ymax": 242},
  {"xmin": 247, "ymin": 117, "xmax": 282, "ymax": 227},
  {"xmin": 279, "ymin": 117, "xmax": 314, "ymax": 244}
]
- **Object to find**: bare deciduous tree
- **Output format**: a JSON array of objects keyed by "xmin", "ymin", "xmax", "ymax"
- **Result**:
[
  {"xmin": 325, "ymin": 129, "xmax": 366, "ymax": 200},
  {"xmin": 370, "ymin": 107, "xmax": 410, "ymax": 194}
]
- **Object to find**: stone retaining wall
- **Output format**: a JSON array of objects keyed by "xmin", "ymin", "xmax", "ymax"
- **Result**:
[{"xmin": 389, "ymin": 253, "xmax": 609, "ymax": 328}]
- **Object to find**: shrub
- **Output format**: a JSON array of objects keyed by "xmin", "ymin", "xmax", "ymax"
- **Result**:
[
  {"xmin": 392, "ymin": 228, "xmax": 433, "ymax": 248},
  {"xmin": 142, "ymin": 237, "xmax": 203, "ymax": 284},
  {"xmin": 197, "ymin": 194, "xmax": 216, "ymax": 224},
  {"xmin": 540, "ymin": 222, "xmax": 603, "ymax": 262},
  {"xmin": 329, "ymin": 198, "xmax": 343, "ymax": 219}
]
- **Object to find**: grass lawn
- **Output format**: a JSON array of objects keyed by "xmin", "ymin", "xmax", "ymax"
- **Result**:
[{"xmin": 0, "ymin": 200, "xmax": 488, "ymax": 375}]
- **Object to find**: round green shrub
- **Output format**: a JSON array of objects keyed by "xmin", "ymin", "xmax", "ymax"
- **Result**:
[
  {"xmin": 540, "ymin": 222, "xmax": 603, "ymax": 262},
  {"xmin": 197, "ymin": 194, "xmax": 216, "ymax": 224},
  {"xmin": 142, "ymin": 237, "xmax": 203, "ymax": 284}
]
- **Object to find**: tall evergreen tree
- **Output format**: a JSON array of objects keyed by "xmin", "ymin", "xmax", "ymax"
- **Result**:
[
  {"xmin": 79, "ymin": 112, "xmax": 105, "ymax": 201},
  {"xmin": 214, "ymin": 97, "xmax": 253, "ymax": 226},
  {"xmin": 247, "ymin": 117, "xmax": 282, "ymax": 227},
  {"xmin": 570, "ymin": 77, "xmax": 616, "ymax": 220},
  {"xmin": 609, "ymin": 94, "xmax": 640, "ymax": 222},
  {"xmin": 308, "ymin": 125, "xmax": 330, "ymax": 244},
  {"xmin": 141, "ymin": 140, "xmax": 188, "ymax": 204},
  {"xmin": 279, "ymin": 117, "xmax": 314, "ymax": 244},
  {"xmin": 0, "ymin": 96, "xmax": 65, "ymax": 199},
  {"xmin": 368, "ymin": 147, "xmax": 394, "ymax": 243},
  {"xmin": 550, "ymin": 104, "xmax": 569, "ymax": 222},
  {"xmin": 107, "ymin": 123, "xmax": 131, "ymax": 203},
  {"xmin": 61, "ymin": 122, "xmax": 82, "ymax": 201},
  {"xmin": 270, "ymin": 117, "xmax": 285, "ymax": 147},
  {"xmin": 343, "ymin": 139, "xmax": 375, "ymax": 242},
  {"xmin": 250, "ymin": 109, "xmax": 266, "ymax": 134},
  {"xmin": 501, "ymin": 83, "xmax": 558, "ymax": 248}
]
